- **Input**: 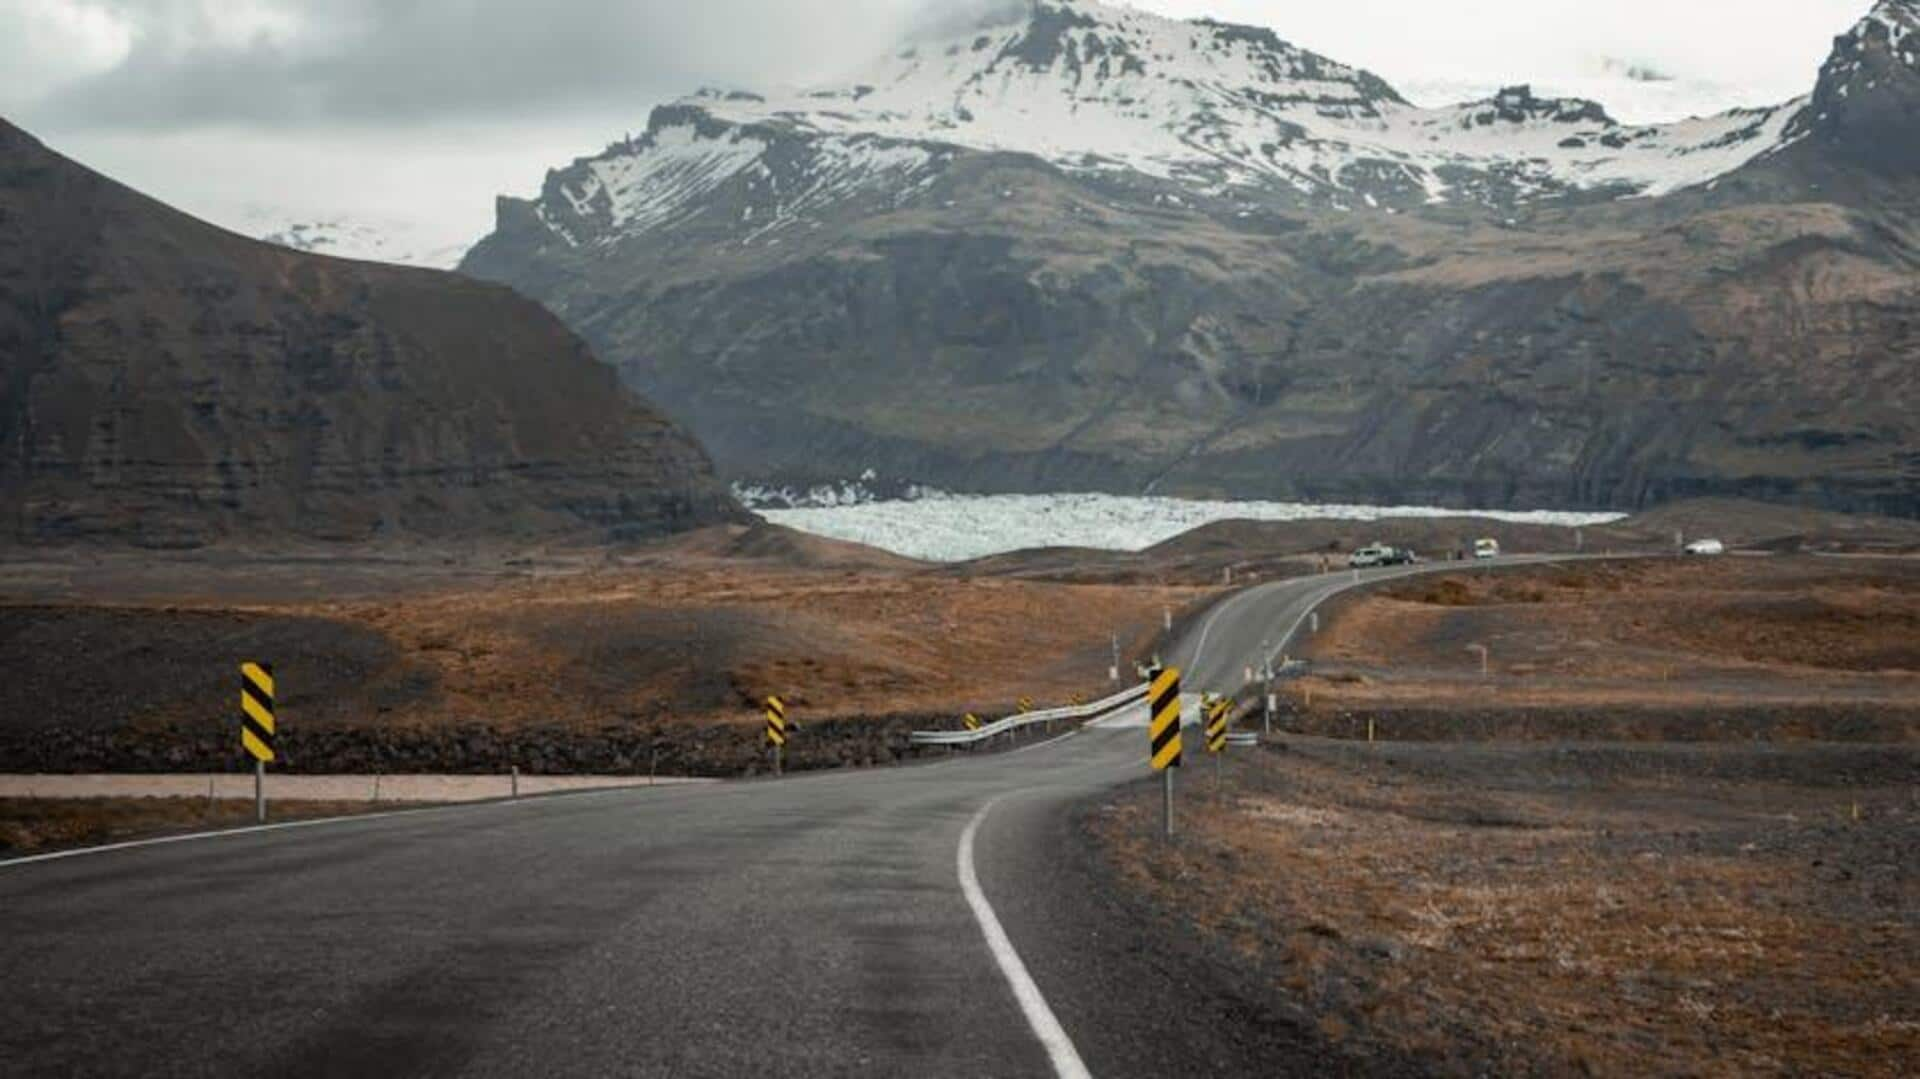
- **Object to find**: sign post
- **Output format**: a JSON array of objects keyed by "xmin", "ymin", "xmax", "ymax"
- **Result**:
[
  {"xmin": 765, "ymin": 695, "xmax": 788, "ymax": 776},
  {"xmin": 240, "ymin": 662, "xmax": 276, "ymax": 823},
  {"xmin": 1206, "ymin": 696, "xmax": 1231, "ymax": 785},
  {"xmin": 1147, "ymin": 666, "xmax": 1183, "ymax": 838}
]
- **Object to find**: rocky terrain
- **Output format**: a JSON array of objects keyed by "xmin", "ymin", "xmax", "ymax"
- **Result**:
[
  {"xmin": 0, "ymin": 522, "xmax": 1194, "ymax": 776},
  {"xmin": 464, "ymin": 0, "xmax": 1920, "ymax": 516},
  {"xmin": 0, "ymin": 118, "xmax": 740, "ymax": 547},
  {"xmin": 1285, "ymin": 556, "xmax": 1920, "ymax": 740},
  {"xmin": 1092, "ymin": 737, "xmax": 1917, "ymax": 1076}
]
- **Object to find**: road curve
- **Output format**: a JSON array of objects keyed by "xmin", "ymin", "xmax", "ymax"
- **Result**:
[{"xmin": 0, "ymin": 556, "xmax": 1580, "ymax": 1078}]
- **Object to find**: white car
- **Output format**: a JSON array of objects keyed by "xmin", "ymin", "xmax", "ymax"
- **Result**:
[
  {"xmin": 1348, "ymin": 545, "xmax": 1391, "ymax": 568},
  {"xmin": 1684, "ymin": 539, "xmax": 1726, "ymax": 556},
  {"xmin": 1474, "ymin": 538, "xmax": 1501, "ymax": 560}
]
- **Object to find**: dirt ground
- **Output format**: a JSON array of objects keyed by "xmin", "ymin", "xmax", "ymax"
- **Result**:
[
  {"xmin": 1091, "ymin": 738, "xmax": 1919, "ymax": 1077},
  {"xmin": 1289, "ymin": 556, "xmax": 1920, "ymax": 724},
  {"xmin": 0, "ymin": 524, "xmax": 1202, "ymax": 773},
  {"xmin": 0, "ymin": 798, "xmax": 395, "ymax": 856}
]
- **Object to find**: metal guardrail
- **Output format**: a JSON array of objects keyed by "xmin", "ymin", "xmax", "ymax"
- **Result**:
[
  {"xmin": 1224, "ymin": 731, "xmax": 1260, "ymax": 748},
  {"xmin": 908, "ymin": 682, "xmax": 1148, "ymax": 747}
]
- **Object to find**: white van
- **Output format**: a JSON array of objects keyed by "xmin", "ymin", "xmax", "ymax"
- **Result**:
[
  {"xmin": 1684, "ymin": 539, "xmax": 1726, "ymax": 556},
  {"xmin": 1474, "ymin": 538, "xmax": 1500, "ymax": 560}
]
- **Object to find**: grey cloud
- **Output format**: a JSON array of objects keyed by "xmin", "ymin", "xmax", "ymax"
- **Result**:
[{"xmin": 28, "ymin": 0, "xmax": 1011, "ymax": 130}]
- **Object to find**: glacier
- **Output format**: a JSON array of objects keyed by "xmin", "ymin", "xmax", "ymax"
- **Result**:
[{"xmin": 758, "ymin": 493, "xmax": 1626, "ymax": 562}]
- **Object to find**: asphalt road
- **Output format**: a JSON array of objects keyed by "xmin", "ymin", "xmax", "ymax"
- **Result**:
[{"xmin": 0, "ymin": 557, "xmax": 1566, "ymax": 1078}]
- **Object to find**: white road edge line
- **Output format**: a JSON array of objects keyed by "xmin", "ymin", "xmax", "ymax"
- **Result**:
[
  {"xmin": 0, "ymin": 782, "xmax": 702, "ymax": 870},
  {"xmin": 958, "ymin": 795, "xmax": 1092, "ymax": 1079}
]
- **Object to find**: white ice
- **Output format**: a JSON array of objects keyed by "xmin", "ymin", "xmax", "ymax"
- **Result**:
[{"xmin": 758, "ymin": 492, "xmax": 1625, "ymax": 563}]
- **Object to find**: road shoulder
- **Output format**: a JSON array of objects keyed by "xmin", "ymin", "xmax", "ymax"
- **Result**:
[{"xmin": 973, "ymin": 775, "xmax": 1414, "ymax": 1078}]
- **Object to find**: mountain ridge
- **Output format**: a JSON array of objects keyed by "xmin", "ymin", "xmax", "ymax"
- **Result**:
[
  {"xmin": 462, "ymin": 0, "xmax": 1920, "ymax": 516},
  {"xmin": 0, "ymin": 118, "xmax": 743, "ymax": 547}
]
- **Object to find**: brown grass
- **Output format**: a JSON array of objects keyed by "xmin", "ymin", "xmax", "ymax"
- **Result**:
[
  {"xmin": 0, "ymin": 798, "xmax": 388, "ymax": 856},
  {"xmin": 1296, "ymin": 557, "xmax": 1920, "ymax": 714},
  {"xmin": 0, "ymin": 554, "xmax": 1201, "ymax": 738},
  {"xmin": 1093, "ymin": 744, "xmax": 1919, "ymax": 1076}
]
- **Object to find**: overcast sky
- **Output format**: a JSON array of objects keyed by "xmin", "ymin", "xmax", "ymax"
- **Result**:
[{"xmin": 0, "ymin": 0, "xmax": 1877, "ymax": 257}]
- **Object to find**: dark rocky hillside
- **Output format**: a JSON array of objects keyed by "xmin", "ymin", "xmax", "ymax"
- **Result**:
[{"xmin": 0, "ymin": 119, "xmax": 741, "ymax": 546}]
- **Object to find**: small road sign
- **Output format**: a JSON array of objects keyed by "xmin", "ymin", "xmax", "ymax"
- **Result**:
[
  {"xmin": 765, "ymin": 696, "xmax": 789, "ymax": 776},
  {"xmin": 1147, "ymin": 666, "xmax": 1183, "ymax": 838},
  {"xmin": 1148, "ymin": 668, "xmax": 1182, "ymax": 772},
  {"xmin": 765, "ymin": 696, "xmax": 788, "ymax": 747},
  {"xmin": 240, "ymin": 662, "xmax": 276, "ymax": 763},
  {"xmin": 963, "ymin": 713, "xmax": 981, "ymax": 732},
  {"xmin": 1206, "ymin": 697, "xmax": 1230, "ymax": 754},
  {"xmin": 240, "ymin": 662, "xmax": 275, "ymax": 823},
  {"xmin": 1017, "ymin": 697, "xmax": 1033, "ymax": 713}
]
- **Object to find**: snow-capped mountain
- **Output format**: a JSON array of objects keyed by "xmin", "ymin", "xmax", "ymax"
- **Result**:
[
  {"xmin": 510, "ymin": 0, "xmax": 1825, "ymax": 252},
  {"xmin": 235, "ymin": 206, "xmax": 472, "ymax": 269},
  {"xmin": 463, "ymin": 0, "xmax": 1920, "ymax": 520}
]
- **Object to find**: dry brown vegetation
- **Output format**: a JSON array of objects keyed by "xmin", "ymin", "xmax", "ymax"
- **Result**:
[
  {"xmin": 1292, "ymin": 557, "xmax": 1920, "ymax": 718},
  {"xmin": 0, "ymin": 527, "xmax": 1201, "ymax": 741},
  {"xmin": 0, "ymin": 798, "xmax": 388, "ymax": 856},
  {"xmin": 1094, "ymin": 740, "xmax": 1919, "ymax": 1076}
]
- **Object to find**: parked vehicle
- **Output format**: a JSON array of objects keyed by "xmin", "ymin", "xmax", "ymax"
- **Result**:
[
  {"xmin": 1348, "ymin": 545, "xmax": 1391, "ymax": 568},
  {"xmin": 1684, "ymin": 538, "xmax": 1727, "ymax": 556},
  {"xmin": 1474, "ymin": 537, "xmax": 1501, "ymax": 560},
  {"xmin": 1349, "ymin": 544, "xmax": 1416, "ymax": 568}
]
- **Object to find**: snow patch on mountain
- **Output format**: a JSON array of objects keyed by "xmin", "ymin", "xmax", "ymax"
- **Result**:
[
  {"xmin": 690, "ymin": 0, "xmax": 1803, "ymax": 204},
  {"xmin": 240, "ymin": 206, "xmax": 472, "ymax": 269},
  {"xmin": 510, "ymin": 0, "xmax": 1824, "ymax": 252},
  {"xmin": 758, "ymin": 492, "xmax": 1624, "ymax": 562},
  {"xmin": 506, "ymin": 0, "xmax": 1812, "ymax": 251}
]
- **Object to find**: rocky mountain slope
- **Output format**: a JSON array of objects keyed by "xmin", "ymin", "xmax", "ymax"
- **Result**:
[
  {"xmin": 463, "ymin": 0, "xmax": 1920, "ymax": 515},
  {"xmin": 0, "ymin": 119, "xmax": 741, "ymax": 547}
]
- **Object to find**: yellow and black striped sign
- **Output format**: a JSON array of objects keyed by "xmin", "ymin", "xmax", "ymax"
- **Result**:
[
  {"xmin": 1068, "ymin": 693, "xmax": 1084, "ymax": 707},
  {"xmin": 963, "ymin": 713, "xmax": 981, "ymax": 732},
  {"xmin": 240, "ymin": 662, "xmax": 276, "ymax": 763},
  {"xmin": 1148, "ymin": 666, "xmax": 1182, "ymax": 771},
  {"xmin": 765, "ymin": 695, "xmax": 788, "ymax": 748},
  {"xmin": 1017, "ymin": 697, "xmax": 1033, "ymax": 713},
  {"xmin": 1206, "ymin": 697, "xmax": 1231, "ymax": 754}
]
